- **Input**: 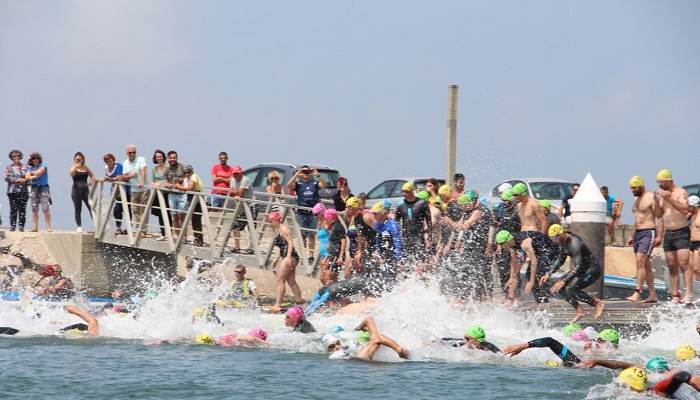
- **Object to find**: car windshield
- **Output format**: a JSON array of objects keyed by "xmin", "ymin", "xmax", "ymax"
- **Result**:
[
  {"xmin": 684, "ymin": 184, "xmax": 700, "ymax": 197},
  {"xmin": 312, "ymin": 170, "xmax": 340, "ymax": 188},
  {"xmin": 529, "ymin": 182, "xmax": 573, "ymax": 200}
]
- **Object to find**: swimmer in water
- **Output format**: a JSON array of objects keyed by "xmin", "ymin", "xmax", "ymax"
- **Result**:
[
  {"xmin": 439, "ymin": 325, "xmax": 500, "ymax": 353},
  {"xmin": 324, "ymin": 316, "xmax": 409, "ymax": 361},
  {"xmin": 284, "ymin": 306, "xmax": 316, "ymax": 333},
  {"xmin": 61, "ymin": 304, "xmax": 99, "ymax": 335},
  {"xmin": 195, "ymin": 329, "xmax": 274, "ymax": 347}
]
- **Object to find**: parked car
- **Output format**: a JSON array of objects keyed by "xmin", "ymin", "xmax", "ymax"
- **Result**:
[
  {"xmin": 364, "ymin": 177, "xmax": 446, "ymax": 209},
  {"xmin": 243, "ymin": 163, "xmax": 341, "ymax": 202},
  {"xmin": 486, "ymin": 177, "xmax": 575, "ymax": 209},
  {"xmin": 684, "ymin": 183, "xmax": 700, "ymax": 198}
]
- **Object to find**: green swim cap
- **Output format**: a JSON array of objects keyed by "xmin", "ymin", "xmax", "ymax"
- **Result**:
[
  {"xmin": 492, "ymin": 202, "xmax": 501, "ymax": 209},
  {"xmin": 501, "ymin": 189, "xmax": 514, "ymax": 202},
  {"xmin": 465, "ymin": 325, "xmax": 485, "ymax": 342},
  {"xmin": 599, "ymin": 328, "xmax": 619, "ymax": 344},
  {"xmin": 416, "ymin": 190, "xmax": 430, "ymax": 201},
  {"xmin": 357, "ymin": 331, "xmax": 371, "ymax": 343},
  {"xmin": 645, "ymin": 356, "xmax": 669, "ymax": 372},
  {"xmin": 512, "ymin": 183, "xmax": 527, "ymax": 196},
  {"xmin": 464, "ymin": 190, "xmax": 477, "ymax": 201},
  {"xmin": 539, "ymin": 199, "xmax": 551, "ymax": 210},
  {"xmin": 495, "ymin": 230, "xmax": 513, "ymax": 244},
  {"xmin": 457, "ymin": 193, "xmax": 473, "ymax": 205},
  {"xmin": 563, "ymin": 323, "xmax": 582, "ymax": 337}
]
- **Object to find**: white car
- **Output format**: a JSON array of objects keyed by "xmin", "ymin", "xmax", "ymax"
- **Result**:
[{"xmin": 487, "ymin": 177, "xmax": 575, "ymax": 210}]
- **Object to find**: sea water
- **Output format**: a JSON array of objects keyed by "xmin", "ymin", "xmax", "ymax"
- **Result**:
[{"xmin": 2, "ymin": 272, "xmax": 700, "ymax": 399}]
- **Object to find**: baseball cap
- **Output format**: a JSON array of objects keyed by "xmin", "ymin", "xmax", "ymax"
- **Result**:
[
  {"xmin": 689, "ymin": 196, "xmax": 700, "ymax": 207},
  {"xmin": 232, "ymin": 165, "xmax": 243, "ymax": 174}
]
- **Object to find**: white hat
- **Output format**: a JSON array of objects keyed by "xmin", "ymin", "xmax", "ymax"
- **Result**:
[
  {"xmin": 498, "ymin": 183, "xmax": 512, "ymax": 193},
  {"xmin": 322, "ymin": 334, "xmax": 339, "ymax": 348},
  {"xmin": 689, "ymin": 196, "xmax": 700, "ymax": 207}
]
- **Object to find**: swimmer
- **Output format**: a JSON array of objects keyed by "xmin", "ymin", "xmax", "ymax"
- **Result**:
[
  {"xmin": 0, "ymin": 327, "xmax": 19, "ymax": 335},
  {"xmin": 284, "ymin": 306, "xmax": 316, "ymax": 333},
  {"xmin": 195, "ymin": 329, "xmax": 274, "ymax": 347},
  {"xmin": 583, "ymin": 328, "xmax": 619, "ymax": 354},
  {"xmin": 324, "ymin": 316, "xmax": 409, "ymax": 361},
  {"xmin": 335, "ymin": 297, "xmax": 376, "ymax": 315},
  {"xmin": 439, "ymin": 325, "xmax": 500, "ymax": 353},
  {"xmin": 62, "ymin": 304, "xmax": 99, "ymax": 335}
]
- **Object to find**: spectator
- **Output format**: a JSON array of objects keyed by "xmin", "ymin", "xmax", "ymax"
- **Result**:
[
  {"xmin": 25, "ymin": 152, "xmax": 51, "ymax": 232},
  {"xmin": 600, "ymin": 186, "xmax": 623, "ymax": 247},
  {"xmin": 69, "ymin": 152, "xmax": 95, "ymax": 233},
  {"xmin": 265, "ymin": 170, "xmax": 285, "ymax": 200},
  {"xmin": 332, "ymin": 177, "xmax": 352, "ymax": 212},
  {"xmin": 558, "ymin": 183, "xmax": 580, "ymax": 224},
  {"xmin": 539, "ymin": 199, "xmax": 561, "ymax": 227},
  {"xmin": 227, "ymin": 265, "xmax": 259, "ymax": 306},
  {"xmin": 425, "ymin": 178, "xmax": 440, "ymax": 203},
  {"xmin": 228, "ymin": 165, "xmax": 257, "ymax": 254},
  {"xmin": 287, "ymin": 165, "xmax": 327, "ymax": 264},
  {"xmin": 164, "ymin": 151, "xmax": 186, "ymax": 241},
  {"xmin": 177, "ymin": 164, "xmax": 204, "ymax": 246},
  {"xmin": 689, "ymin": 196, "xmax": 700, "ymax": 282},
  {"xmin": 451, "ymin": 173, "xmax": 466, "ymax": 200},
  {"xmin": 149, "ymin": 150, "xmax": 170, "ymax": 240},
  {"xmin": 102, "ymin": 154, "xmax": 126, "ymax": 234},
  {"xmin": 4, "ymin": 150, "xmax": 29, "ymax": 232},
  {"xmin": 211, "ymin": 151, "xmax": 233, "ymax": 210},
  {"xmin": 121, "ymin": 145, "xmax": 148, "ymax": 238}
]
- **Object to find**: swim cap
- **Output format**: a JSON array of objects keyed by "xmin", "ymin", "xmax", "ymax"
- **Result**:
[
  {"xmin": 267, "ymin": 211, "xmax": 282, "ymax": 222},
  {"xmin": 511, "ymin": 183, "xmax": 527, "ymax": 196},
  {"xmin": 285, "ymin": 306, "xmax": 305, "ymax": 323},
  {"xmin": 311, "ymin": 203, "xmax": 326, "ymax": 216},
  {"xmin": 371, "ymin": 202, "xmax": 387, "ymax": 213},
  {"xmin": 193, "ymin": 307, "xmax": 205, "ymax": 318},
  {"xmin": 322, "ymin": 334, "xmax": 339, "ymax": 348},
  {"xmin": 676, "ymin": 344, "xmax": 697, "ymax": 360},
  {"xmin": 571, "ymin": 330, "xmax": 589, "ymax": 342},
  {"xmin": 41, "ymin": 265, "xmax": 55, "ymax": 277},
  {"xmin": 464, "ymin": 325, "xmax": 486, "ymax": 342},
  {"xmin": 563, "ymin": 323, "xmax": 582, "ymax": 337},
  {"xmin": 195, "ymin": 334, "xmax": 215, "ymax": 345},
  {"xmin": 323, "ymin": 209, "xmax": 338, "ymax": 221},
  {"xmin": 544, "ymin": 360, "xmax": 561, "ymax": 367},
  {"xmin": 495, "ymin": 230, "xmax": 513, "ymax": 244},
  {"xmin": 599, "ymin": 329, "xmax": 619, "ymax": 344},
  {"xmin": 618, "ymin": 367, "xmax": 648, "ymax": 391},
  {"xmin": 500, "ymin": 189, "xmax": 514, "ymax": 202},
  {"xmin": 645, "ymin": 356, "xmax": 669, "ymax": 372},
  {"xmin": 345, "ymin": 197, "xmax": 361, "ymax": 209},
  {"xmin": 381, "ymin": 200, "xmax": 391, "ymax": 210},
  {"xmin": 548, "ymin": 224, "xmax": 564, "ymax": 238},
  {"xmin": 689, "ymin": 196, "xmax": 700, "ymax": 207},
  {"xmin": 357, "ymin": 331, "xmax": 371, "ymax": 343},
  {"xmin": 457, "ymin": 193, "xmax": 473, "ymax": 205},
  {"xmin": 539, "ymin": 199, "xmax": 551, "ymax": 210},
  {"xmin": 438, "ymin": 185, "xmax": 452, "ymax": 197},
  {"xmin": 498, "ymin": 183, "xmax": 512, "ymax": 193},
  {"xmin": 402, "ymin": 181, "xmax": 415, "ymax": 192},
  {"xmin": 629, "ymin": 176, "xmax": 644, "ymax": 188},
  {"xmin": 416, "ymin": 191, "xmax": 430, "ymax": 201},
  {"xmin": 492, "ymin": 202, "xmax": 501, "ymax": 209},
  {"xmin": 248, "ymin": 328, "xmax": 268, "ymax": 341},
  {"xmin": 656, "ymin": 169, "xmax": 673, "ymax": 181},
  {"xmin": 329, "ymin": 325, "xmax": 345, "ymax": 335},
  {"xmin": 440, "ymin": 203, "xmax": 448, "ymax": 212}
]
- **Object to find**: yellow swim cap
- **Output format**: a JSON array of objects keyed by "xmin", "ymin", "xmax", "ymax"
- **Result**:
[
  {"xmin": 371, "ymin": 202, "xmax": 386, "ymax": 213},
  {"xmin": 676, "ymin": 344, "xmax": 697, "ymax": 360},
  {"xmin": 440, "ymin": 203, "xmax": 448, "ymax": 212},
  {"xmin": 438, "ymin": 185, "xmax": 452, "ymax": 197},
  {"xmin": 345, "ymin": 197, "xmax": 361, "ymax": 209},
  {"xmin": 617, "ymin": 367, "xmax": 648, "ymax": 391},
  {"xmin": 548, "ymin": 224, "xmax": 564, "ymax": 237},
  {"xmin": 629, "ymin": 176, "xmax": 644, "ymax": 188},
  {"xmin": 401, "ymin": 181, "xmax": 415, "ymax": 192},
  {"xmin": 195, "ymin": 334, "xmax": 215, "ymax": 345},
  {"xmin": 193, "ymin": 307, "xmax": 204, "ymax": 318},
  {"xmin": 656, "ymin": 169, "xmax": 673, "ymax": 181},
  {"xmin": 544, "ymin": 360, "xmax": 561, "ymax": 367}
]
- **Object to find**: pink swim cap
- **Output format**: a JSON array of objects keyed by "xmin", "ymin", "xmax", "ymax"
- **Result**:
[
  {"xmin": 248, "ymin": 328, "xmax": 268, "ymax": 341},
  {"xmin": 311, "ymin": 203, "xmax": 325, "ymax": 216},
  {"xmin": 323, "ymin": 209, "xmax": 338, "ymax": 221},
  {"xmin": 571, "ymin": 330, "xmax": 589, "ymax": 342},
  {"xmin": 285, "ymin": 306, "xmax": 305, "ymax": 323}
]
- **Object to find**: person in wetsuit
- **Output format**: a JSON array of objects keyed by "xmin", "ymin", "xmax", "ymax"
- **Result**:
[
  {"xmin": 496, "ymin": 229, "xmax": 558, "ymax": 305},
  {"xmin": 284, "ymin": 306, "xmax": 316, "ymax": 333},
  {"xmin": 394, "ymin": 181, "xmax": 432, "ymax": 268},
  {"xmin": 267, "ymin": 212, "xmax": 303, "ymax": 313},
  {"xmin": 322, "ymin": 208, "xmax": 346, "ymax": 284},
  {"xmin": 324, "ymin": 316, "xmax": 409, "ymax": 361},
  {"xmin": 540, "ymin": 224, "xmax": 605, "ymax": 323},
  {"xmin": 440, "ymin": 325, "xmax": 500, "ymax": 353},
  {"xmin": 372, "ymin": 201, "xmax": 402, "ymax": 286},
  {"xmin": 493, "ymin": 189, "xmax": 522, "ymax": 300}
]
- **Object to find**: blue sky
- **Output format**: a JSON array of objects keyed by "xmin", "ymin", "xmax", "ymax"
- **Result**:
[{"xmin": 1, "ymin": 1, "xmax": 698, "ymax": 230}]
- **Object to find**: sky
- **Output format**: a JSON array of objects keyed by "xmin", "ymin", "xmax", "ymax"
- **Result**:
[{"xmin": 1, "ymin": 1, "xmax": 699, "ymax": 230}]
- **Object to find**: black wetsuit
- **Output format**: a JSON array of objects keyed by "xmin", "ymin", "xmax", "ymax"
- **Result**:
[
  {"xmin": 441, "ymin": 337, "xmax": 501, "ymax": 353},
  {"xmin": 458, "ymin": 204, "xmax": 493, "ymax": 300},
  {"xmin": 395, "ymin": 198, "xmax": 432, "ymax": 265},
  {"xmin": 71, "ymin": 171, "xmax": 91, "ymax": 227},
  {"xmin": 327, "ymin": 221, "xmax": 346, "ymax": 271},
  {"xmin": 357, "ymin": 211, "xmax": 376, "ymax": 262},
  {"xmin": 294, "ymin": 318, "xmax": 316, "ymax": 333},
  {"xmin": 274, "ymin": 233, "xmax": 300, "ymax": 262},
  {"xmin": 512, "ymin": 231, "xmax": 559, "ymax": 303},
  {"xmin": 495, "ymin": 205, "xmax": 522, "ymax": 298},
  {"xmin": 547, "ymin": 232, "xmax": 601, "ymax": 309}
]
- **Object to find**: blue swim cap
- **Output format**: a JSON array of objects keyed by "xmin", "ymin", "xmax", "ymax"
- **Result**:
[
  {"xmin": 381, "ymin": 200, "xmax": 392, "ymax": 210},
  {"xmin": 329, "ymin": 325, "xmax": 344, "ymax": 335}
]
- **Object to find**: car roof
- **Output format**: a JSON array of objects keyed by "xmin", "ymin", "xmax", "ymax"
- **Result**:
[
  {"xmin": 381, "ymin": 177, "xmax": 441, "ymax": 182},
  {"xmin": 496, "ymin": 177, "xmax": 574, "ymax": 184},
  {"xmin": 249, "ymin": 163, "xmax": 337, "ymax": 171}
]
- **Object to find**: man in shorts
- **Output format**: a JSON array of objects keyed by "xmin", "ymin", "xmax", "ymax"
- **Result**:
[
  {"xmin": 287, "ymin": 165, "xmax": 327, "ymax": 264},
  {"xmin": 601, "ymin": 186, "xmax": 624, "ymax": 246},
  {"xmin": 228, "ymin": 165, "xmax": 257, "ymax": 254},
  {"xmin": 210, "ymin": 151, "xmax": 233, "ymax": 209},
  {"xmin": 689, "ymin": 196, "xmax": 700, "ymax": 281}
]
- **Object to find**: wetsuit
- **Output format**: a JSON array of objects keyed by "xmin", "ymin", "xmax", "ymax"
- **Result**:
[
  {"xmin": 71, "ymin": 170, "xmax": 90, "ymax": 227},
  {"xmin": 512, "ymin": 231, "xmax": 559, "ymax": 303},
  {"xmin": 327, "ymin": 221, "xmax": 346, "ymax": 271},
  {"xmin": 347, "ymin": 223, "xmax": 359, "ymax": 258},
  {"xmin": 458, "ymin": 203, "xmax": 493, "ymax": 300},
  {"xmin": 526, "ymin": 337, "xmax": 581, "ymax": 368},
  {"xmin": 495, "ymin": 204, "xmax": 522, "ymax": 298},
  {"xmin": 294, "ymin": 318, "xmax": 316, "ymax": 333},
  {"xmin": 395, "ymin": 198, "xmax": 432, "ymax": 265},
  {"xmin": 273, "ymin": 233, "xmax": 300, "ymax": 262},
  {"xmin": 439, "ymin": 201, "xmax": 465, "ymax": 298},
  {"xmin": 356, "ymin": 211, "xmax": 376, "ymax": 265},
  {"xmin": 441, "ymin": 337, "xmax": 501, "ymax": 353},
  {"xmin": 547, "ymin": 232, "xmax": 601, "ymax": 309},
  {"xmin": 375, "ymin": 218, "xmax": 402, "ymax": 271},
  {"xmin": 651, "ymin": 371, "xmax": 694, "ymax": 398}
]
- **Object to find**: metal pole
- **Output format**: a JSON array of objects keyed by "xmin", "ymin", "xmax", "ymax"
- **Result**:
[{"xmin": 445, "ymin": 85, "xmax": 458, "ymax": 183}]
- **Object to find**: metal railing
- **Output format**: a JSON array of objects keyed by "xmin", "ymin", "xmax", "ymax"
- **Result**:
[{"xmin": 88, "ymin": 180, "xmax": 336, "ymax": 277}]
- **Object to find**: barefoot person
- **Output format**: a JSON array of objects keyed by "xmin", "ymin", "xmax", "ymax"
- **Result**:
[
  {"xmin": 625, "ymin": 176, "xmax": 662, "ymax": 303},
  {"xmin": 655, "ymin": 169, "xmax": 691, "ymax": 303},
  {"xmin": 689, "ymin": 196, "xmax": 700, "ymax": 282},
  {"xmin": 511, "ymin": 182, "xmax": 548, "ymax": 234},
  {"xmin": 540, "ymin": 224, "xmax": 605, "ymax": 322},
  {"xmin": 267, "ymin": 212, "xmax": 303, "ymax": 313},
  {"xmin": 324, "ymin": 316, "xmax": 409, "ymax": 361}
]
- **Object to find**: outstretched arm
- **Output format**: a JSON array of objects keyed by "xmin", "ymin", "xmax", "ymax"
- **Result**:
[{"xmin": 64, "ymin": 304, "xmax": 99, "ymax": 335}]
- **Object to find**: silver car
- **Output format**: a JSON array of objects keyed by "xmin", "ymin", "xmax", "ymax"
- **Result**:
[
  {"xmin": 364, "ymin": 177, "xmax": 446, "ymax": 209},
  {"xmin": 487, "ymin": 177, "xmax": 575, "ymax": 210}
]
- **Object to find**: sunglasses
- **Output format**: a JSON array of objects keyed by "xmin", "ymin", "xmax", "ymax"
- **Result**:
[
  {"xmin": 551, "ymin": 235, "xmax": 560, "ymax": 241},
  {"xmin": 235, "ymin": 270, "xmax": 245, "ymax": 274},
  {"xmin": 127, "ymin": 151, "xmax": 136, "ymax": 155},
  {"xmin": 327, "ymin": 341, "xmax": 341, "ymax": 350},
  {"xmin": 270, "ymin": 177, "xmax": 279, "ymax": 181}
]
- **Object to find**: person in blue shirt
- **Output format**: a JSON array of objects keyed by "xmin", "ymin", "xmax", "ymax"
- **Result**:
[
  {"xmin": 372, "ymin": 202, "xmax": 402, "ymax": 280},
  {"xmin": 25, "ymin": 152, "xmax": 51, "ymax": 232},
  {"xmin": 287, "ymin": 165, "xmax": 327, "ymax": 264},
  {"xmin": 601, "ymin": 186, "xmax": 624, "ymax": 247}
]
